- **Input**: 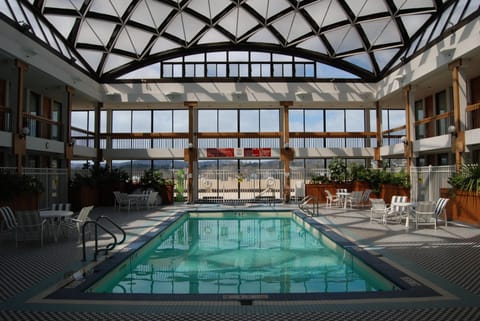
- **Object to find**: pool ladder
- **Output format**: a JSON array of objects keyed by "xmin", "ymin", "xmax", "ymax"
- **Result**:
[{"xmin": 82, "ymin": 215, "xmax": 126, "ymax": 261}]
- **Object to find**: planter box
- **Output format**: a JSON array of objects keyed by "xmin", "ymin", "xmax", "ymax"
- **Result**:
[
  {"xmin": 0, "ymin": 193, "xmax": 39, "ymax": 211},
  {"xmin": 69, "ymin": 185, "xmax": 98, "ymax": 211},
  {"xmin": 440, "ymin": 188, "xmax": 480, "ymax": 226},
  {"xmin": 160, "ymin": 185, "xmax": 174, "ymax": 205},
  {"xmin": 380, "ymin": 184, "xmax": 410, "ymax": 203},
  {"xmin": 305, "ymin": 183, "xmax": 352, "ymax": 203}
]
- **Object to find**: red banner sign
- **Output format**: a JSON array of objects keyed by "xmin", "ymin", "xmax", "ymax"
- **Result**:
[{"xmin": 206, "ymin": 148, "xmax": 271, "ymax": 158}]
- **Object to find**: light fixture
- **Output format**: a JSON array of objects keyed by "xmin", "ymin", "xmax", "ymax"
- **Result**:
[
  {"xmin": 400, "ymin": 136, "xmax": 408, "ymax": 145},
  {"xmin": 18, "ymin": 21, "xmax": 31, "ymax": 33},
  {"xmin": 68, "ymin": 138, "xmax": 76, "ymax": 146},
  {"xmin": 188, "ymin": 142, "xmax": 194, "ymax": 150},
  {"xmin": 295, "ymin": 90, "xmax": 308, "ymax": 98},
  {"xmin": 19, "ymin": 126, "xmax": 30, "ymax": 138},
  {"xmin": 448, "ymin": 125, "xmax": 457, "ymax": 137},
  {"xmin": 166, "ymin": 91, "xmax": 182, "ymax": 100},
  {"xmin": 284, "ymin": 142, "xmax": 290, "ymax": 150},
  {"xmin": 439, "ymin": 47, "xmax": 455, "ymax": 57}
]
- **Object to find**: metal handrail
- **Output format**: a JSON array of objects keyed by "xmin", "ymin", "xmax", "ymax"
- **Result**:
[
  {"xmin": 96, "ymin": 215, "xmax": 126, "ymax": 247},
  {"xmin": 81, "ymin": 216, "xmax": 125, "ymax": 261}
]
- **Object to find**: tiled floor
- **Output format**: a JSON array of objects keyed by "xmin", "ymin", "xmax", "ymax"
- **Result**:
[{"xmin": 1, "ymin": 204, "xmax": 480, "ymax": 320}]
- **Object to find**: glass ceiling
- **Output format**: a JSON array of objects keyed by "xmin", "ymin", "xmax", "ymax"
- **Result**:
[{"xmin": 1, "ymin": 0, "xmax": 479, "ymax": 82}]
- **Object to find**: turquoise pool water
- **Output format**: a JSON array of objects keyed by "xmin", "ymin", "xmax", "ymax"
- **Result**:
[{"xmin": 89, "ymin": 212, "xmax": 398, "ymax": 295}]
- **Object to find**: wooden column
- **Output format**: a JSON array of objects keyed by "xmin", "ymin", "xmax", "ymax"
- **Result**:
[
  {"xmin": 374, "ymin": 102, "xmax": 382, "ymax": 168},
  {"xmin": 449, "ymin": 60, "xmax": 465, "ymax": 173},
  {"xmin": 185, "ymin": 101, "xmax": 198, "ymax": 203},
  {"xmin": 13, "ymin": 60, "xmax": 28, "ymax": 175},
  {"xmin": 95, "ymin": 102, "xmax": 103, "ymax": 166},
  {"xmin": 280, "ymin": 101, "xmax": 293, "ymax": 202},
  {"xmin": 65, "ymin": 86, "xmax": 74, "ymax": 179},
  {"xmin": 403, "ymin": 86, "xmax": 413, "ymax": 175}
]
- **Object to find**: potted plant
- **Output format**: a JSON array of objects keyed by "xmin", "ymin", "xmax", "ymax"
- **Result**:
[
  {"xmin": 69, "ymin": 163, "xmax": 129, "ymax": 209},
  {"xmin": 0, "ymin": 172, "xmax": 44, "ymax": 210},
  {"xmin": 445, "ymin": 163, "xmax": 480, "ymax": 225},
  {"xmin": 139, "ymin": 169, "xmax": 174, "ymax": 205}
]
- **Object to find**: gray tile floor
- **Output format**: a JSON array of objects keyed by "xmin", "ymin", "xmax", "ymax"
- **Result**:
[{"xmin": 1, "ymin": 204, "xmax": 480, "ymax": 320}]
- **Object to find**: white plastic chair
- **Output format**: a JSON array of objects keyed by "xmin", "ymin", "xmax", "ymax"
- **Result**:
[
  {"xmin": 61, "ymin": 205, "xmax": 94, "ymax": 241},
  {"xmin": 324, "ymin": 190, "xmax": 339, "ymax": 208},
  {"xmin": 370, "ymin": 198, "xmax": 387, "ymax": 223},
  {"xmin": 434, "ymin": 198, "xmax": 449, "ymax": 227},
  {"xmin": 414, "ymin": 201, "xmax": 437, "ymax": 229}
]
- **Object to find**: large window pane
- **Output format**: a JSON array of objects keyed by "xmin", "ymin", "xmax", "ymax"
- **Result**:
[
  {"xmin": 260, "ymin": 109, "xmax": 279, "ymax": 132},
  {"xmin": 240, "ymin": 110, "xmax": 259, "ymax": 132},
  {"xmin": 346, "ymin": 110, "xmax": 364, "ymax": 131},
  {"xmin": 173, "ymin": 110, "xmax": 188, "ymax": 132},
  {"xmin": 326, "ymin": 110, "xmax": 345, "ymax": 132},
  {"xmin": 305, "ymin": 110, "xmax": 323, "ymax": 132},
  {"xmin": 112, "ymin": 110, "xmax": 131, "ymax": 132},
  {"xmin": 198, "ymin": 110, "xmax": 218, "ymax": 132},
  {"xmin": 219, "ymin": 110, "xmax": 237, "ymax": 132},
  {"xmin": 132, "ymin": 110, "xmax": 151, "ymax": 132},
  {"xmin": 289, "ymin": 109, "xmax": 304, "ymax": 132},
  {"xmin": 153, "ymin": 110, "xmax": 172, "ymax": 132}
]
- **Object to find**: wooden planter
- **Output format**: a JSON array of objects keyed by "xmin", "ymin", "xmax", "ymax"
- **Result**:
[
  {"xmin": 69, "ymin": 185, "xmax": 99, "ymax": 211},
  {"xmin": 0, "ymin": 193, "xmax": 40, "ymax": 211},
  {"xmin": 380, "ymin": 184, "xmax": 410, "ymax": 203},
  {"xmin": 159, "ymin": 185, "xmax": 174, "ymax": 205},
  {"xmin": 305, "ymin": 183, "xmax": 352, "ymax": 203},
  {"xmin": 440, "ymin": 189, "xmax": 480, "ymax": 226}
]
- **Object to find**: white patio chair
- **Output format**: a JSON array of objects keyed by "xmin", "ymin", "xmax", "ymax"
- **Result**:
[
  {"xmin": 61, "ymin": 205, "xmax": 94, "ymax": 242},
  {"xmin": 360, "ymin": 189, "xmax": 372, "ymax": 207},
  {"xmin": 1, "ymin": 206, "xmax": 18, "ymax": 244},
  {"xmin": 15, "ymin": 210, "xmax": 47, "ymax": 247},
  {"xmin": 370, "ymin": 198, "xmax": 387, "ymax": 223},
  {"xmin": 434, "ymin": 198, "xmax": 449, "ymax": 227},
  {"xmin": 413, "ymin": 201, "xmax": 437, "ymax": 229},
  {"xmin": 384, "ymin": 195, "xmax": 409, "ymax": 224},
  {"xmin": 324, "ymin": 190, "xmax": 339, "ymax": 208},
  {"xmin": 113, "ymin": 191, "xmax": 137, "ymax": 211},
  {"xmin": 346, "ymin": 191, "xmax": 363, "ymax": 208}
]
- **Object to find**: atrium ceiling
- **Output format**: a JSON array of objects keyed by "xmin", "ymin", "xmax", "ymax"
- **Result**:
[{"xmin": 1, "ymin": 0, "xmax": 479, "ymax": 83}]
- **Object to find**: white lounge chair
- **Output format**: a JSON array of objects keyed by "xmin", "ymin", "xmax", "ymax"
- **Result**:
[
  {"xmin": 384, "ymin": 195, "xmax": 409, "ymax": 224},
  {"xmin": 413, "ymin": 201, "xmax": 437, "ymax": 229},
  {"xmin": 360, "ymin": 189, "xmax": 372, "ymax": 207},
  {"xmin": 61, "ymin": 205, "xmax": 94, "ymax": 241},
  {"xmin": 370, "ymin": 198, "xmax": 387, "ymax": 223},
  {"xmin": 346, "ymin": 191, "xmax": 363, "ymax": 208},
  {"xmin": 434, "ymin": 198, "xmax": 449, "ymax": 227},
  {"xmin": 15, "ymin": 210, "xmax": 47, "ymax": 247},
  {"xmin": 113, "ymin": 191, "xmax": 138, "ymax": 211},
  {"xmin": 325, "ymin": 190, "xmax": 339, "ymax": 208}
]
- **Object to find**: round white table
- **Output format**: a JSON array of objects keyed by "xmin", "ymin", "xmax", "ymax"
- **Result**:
[
  {"xmin": 336, "ymin": 192, "xmax": 351, "ymax": 208},
  {"xmin": 40, "ymin": 210, "xmax": 74, "ymax": 242}
]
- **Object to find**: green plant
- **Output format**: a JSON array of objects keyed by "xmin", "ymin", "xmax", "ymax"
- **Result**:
[
  {"xmin": 70, "ymin": 163, "xmax": 129, "ymax": 188},
  {"xmin": 328, "ymin": 158, "xmax": 347, "ymax": 183},
  {"xmin": 140, "ymin": 169, "xmax": 173, "ymax": 192},
  {"xmin": 310, "ymin": 174, "xmax": 330, "ymax": 184},
  {"xmin": 448, "ymin": 163, "xmax": 480, "ymax": 193},
  {"xmin": 348, "ymin": 163, "xmax": 369, "ymax": 182},
  {"xmin": 0, "ymin": 172, "xmax": 44, "ymax": 201}
]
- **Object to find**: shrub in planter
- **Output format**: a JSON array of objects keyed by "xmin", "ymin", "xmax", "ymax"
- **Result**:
[
  {"xmin": 0, "ymin": 172, "xmax": 44, "ymax": 210},
  {"xmin": 139, "ymin": 169, "xmax": 175, "ymax": 205},
  {"xmin": 446, "ymin": 163, "xmax": 480, "ymax": 225},
  {"xmin": 70, "ymin": 163, "xmax": 129, "ymax": 209}
]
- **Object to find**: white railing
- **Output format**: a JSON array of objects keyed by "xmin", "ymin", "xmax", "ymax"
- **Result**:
[{"xmin": 410, "ymin": 165, "xmax": 455, "ymax": 202}]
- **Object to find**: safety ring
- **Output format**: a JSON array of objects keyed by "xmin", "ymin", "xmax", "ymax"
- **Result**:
[
  {"xmin": 266, "ymin": 176, "xmax": 275, "ymax": 187},
  {"xmin": 202, "ymin": 178, "xmax": 212, "ymax": 188}
]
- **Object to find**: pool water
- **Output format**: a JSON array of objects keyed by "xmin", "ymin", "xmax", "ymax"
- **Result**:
[{"xmin": 89, "ymin": 212, "xmax": 398, "ymax": 295}]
